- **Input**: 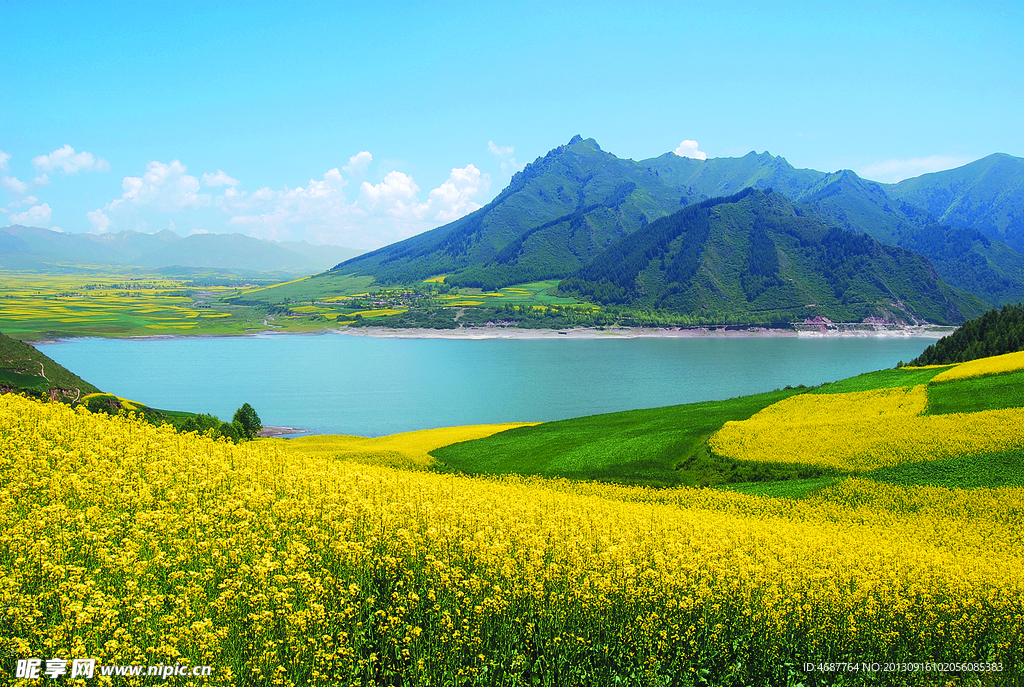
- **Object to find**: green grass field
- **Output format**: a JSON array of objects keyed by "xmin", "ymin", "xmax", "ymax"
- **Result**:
[
  {"xmin": 809, "ymin": 365, "xmax": 952, "ymax": 393},
  {"xmin": 433, "ymin": 361, "xmax": 1024, "ymax": 496},
  {"xmin": 864, "ymin": 449, "xmax": 1024, "ymax": 489},
  {"xmin": 431, "ymin": 388, "xmax": 818, "ymax": 487},
  {"xmin": 0, "ymin": 268, "xmax": 599, "ymax": 339},
  {"xmin": 926, "ymin": 367, "xmax": 1024, "ymax": 414}
]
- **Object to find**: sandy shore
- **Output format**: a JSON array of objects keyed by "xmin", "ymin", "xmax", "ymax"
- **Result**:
[
  {"xmin": 258, "ymin": 425, "xmax": 306, "ymax": 437},
  {"xmin": 32, "ymin": 324, "xmax": 955, "ymax": 346},
  {"xmin": 336, "ymin": 324, "xmax": 954, "ymax": 340}
]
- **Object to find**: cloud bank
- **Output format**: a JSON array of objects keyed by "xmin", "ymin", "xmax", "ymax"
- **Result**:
[
  {"xmin": 86, "ymin": 153, "xmax": 491, "ymax": 248},
  {"xmin": 32, "ymin": 145, "xmax": 110, "ymax": 174},
  {"xmin": 673, "ymin": 140, "xmax": 707, "ymax": 160}
]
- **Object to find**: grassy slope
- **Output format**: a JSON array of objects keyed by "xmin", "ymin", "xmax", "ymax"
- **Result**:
[
  {"xmin": 0, "ymin": 330, "xmax": 101, "ymax": 398},
  {"xmin": 432, "ymin": 388, "xmax": 810, "ymax": 487},
  {"xmin": 863, "ymin": 449, "xmax": 1024, "ymax": 489},
  {"xmin": 927, "ymin": 367, "xmax": 1024, "ymax": 414},
  {"xmin": 433, "ymin": 362, "xmax": 1024, "ymax": 494},
  {"xmin": 809, "ymin": 365, "xmax": 952, "ymax": 393}
]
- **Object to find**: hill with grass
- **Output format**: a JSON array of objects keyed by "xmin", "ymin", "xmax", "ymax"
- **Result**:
[
  {"xmin": 794, "ymin": 169, "xmax": 1024, "ymax": 306},
  {"xmin": 558, "ymin": 188, "xmax": 986, "ymax": 325},
  {"xmin": 333, "ymin": 136, "xmax": 702, "ymax": 288},
  {"xmin": 884, "ymin": 153, "xmax": 1024, "ymax": 252},
  {"xmin": 0, "ymin": 330, "xmax": 100, "ymax": 401},
  {"xmin": 910, "ymin": 302, "xmax": 1024, "ymax": 365}
]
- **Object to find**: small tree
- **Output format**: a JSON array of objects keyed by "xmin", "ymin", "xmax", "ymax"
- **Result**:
[{"xmin": 233, "ymin": 402, "xmax": 262, "ymax": 440}]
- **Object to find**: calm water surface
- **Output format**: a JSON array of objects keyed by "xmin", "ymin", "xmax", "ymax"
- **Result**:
[{"xmin": 40, "ymin": 333, "xmax": 937, "ymax": 436}]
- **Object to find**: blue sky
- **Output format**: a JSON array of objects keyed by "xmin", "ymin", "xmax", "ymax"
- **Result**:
[{"xmin": 1, "ymin": 0, "xmax": 1021, "ymax": 249}]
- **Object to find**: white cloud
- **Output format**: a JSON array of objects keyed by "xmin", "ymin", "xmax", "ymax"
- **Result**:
[
  {"xmin": 359, "ymin": 171, "xmax": 422, "ymax": 216},
  {"xmin": 427, "ymin": 165, "xmax": 490, "ymax": 222},
  {"xmin": 201, "ymin": 169, "xmax": 240, "ymax": 187},
  {"xmin": 223, "ymin": 167, "xmax": 351, "ymax": 241},
  {"xmin": 673, "ymin": 140, "xmax": 707, "ymax": 160},
  {"xmin": 110, "ymin": 160, "xmax": 209, "ymax": 212},
  {"xmin": 488, "ymin": 140, "xmax": 514, "ymax": 157},
  {"xmin": 217, "ymin": 161, "xmax": 491, "ymax": 247},
  {"xmin": 858, "ymin": 155, "xmax": 973, "ymax": 183},
  {"xmin": 1, "ymin": 176, "xmax": 29, "ymax": 197},
  {"xmin": 32, "ymin": 145, "xmax": 110, "ymax": 174},
  {"xmin": 0, "ymin": 151, "xmax": 9, "ymax": 171},
  {"xmin": 10, "ymin": 203, "xmax": 52, "ymax": 227},
  {"xmin": 343, "ymin": 151, "xmax": 372, "ymax": 177},
  {"xmin": 33, "ymin": 173, "xmax": 51, "ymax": 187},
  {"xmin": 488, "ymin": 140, "xmax": 522, "ymax": 175},
  {"xmin": 87, "ymin": 209, "xmax": 111, "ymax": 233}
]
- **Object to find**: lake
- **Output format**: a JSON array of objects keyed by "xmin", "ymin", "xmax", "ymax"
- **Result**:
[{"xmin": 39, "ymin": 332, "xmax": 939, "ymax": 436}]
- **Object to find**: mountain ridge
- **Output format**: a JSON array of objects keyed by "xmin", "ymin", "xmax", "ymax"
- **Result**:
[
  {"xmin": 333, "ymin": 137, "xmax": 1024, "ymax": 314},
  {"xmin": 558, "ymin": 188, "xmax": 985, "ymax": 326},
  {"xmin": 0, "ymin": 225, "xmax": 363, "ymax": 275}
]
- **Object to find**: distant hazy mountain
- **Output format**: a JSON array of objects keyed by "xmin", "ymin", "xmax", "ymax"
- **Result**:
[
  {"xmin": 559, "ymin": 188, "xmax": 985, "ymax": 326},
  {"xmin": 884, "ymin": 153, "xmax": 1024, "ymax": 252},
  {"xmin": 794, "ymin": 169, "xmax": 1024, "ymax": 305},
  {"xmin": 333, "ymin": 137, "xmax": 1024, "ymax": 311},
  {"xmin": 277, "ymin": 241, "xmax": 363, "ymax": 269},
  {"xmin": 0, "ymin": 225, "xmax": 363, "ymax": 275}
]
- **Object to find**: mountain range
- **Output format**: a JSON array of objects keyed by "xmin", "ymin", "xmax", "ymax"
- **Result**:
[
  {"xmin": 334, "ymin": 137, "xmax": 1024, "ymax": 321},
  {"xmin": 560, "ymin": 188, "xmax": 985, "ymax": 325},
  {"xmin": 0, "ymin": 225, "xmax": 362, "ymax": 275}
]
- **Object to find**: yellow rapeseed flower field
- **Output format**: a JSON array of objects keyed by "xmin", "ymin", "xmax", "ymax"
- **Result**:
[
  {"xmin": 709, "ymin": 385, "xmax": 1024, "ymax": 471},
  {"xmin": 1, "ymin": 394, "xmax": 1020, "ymax": 685},
  {"xmin": 276, "ymin": 423, "xmax": 537, "ymax": 469},
  {"xmin": 931, "ymin": 350, "xmax": 1024, "ymax": 382}
]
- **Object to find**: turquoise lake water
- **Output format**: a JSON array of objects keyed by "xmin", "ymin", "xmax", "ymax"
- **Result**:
[{"xmin": 39, "ymin": 333, "xmax": 938, "ymax": 436}]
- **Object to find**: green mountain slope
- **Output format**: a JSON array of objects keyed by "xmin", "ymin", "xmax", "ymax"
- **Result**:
[
  {"xmin": 335, "ymin": 136, "xmax": 701, "ymax": 288},
  {"xmin": 795, "ymin": 170, "xmax": 1024, "ymax": 305},
  {"xmin": 884, "ymin": 153, "xmax": 1024, "ymax": 252},
  {"xmin": 333, "ymin": 140, "xmax": 831, "ymax": 289},
  {"xmin": 0, "ymin": 330, "xmax": 100, "ymax": 401},
  {"xmin": 333, "ymin": 139, "xmax": 1024, "ymax": 312},
  {"xmin": 559, "ymin": 189, "xmax": 986, "ymax": 325},
  {"xmin": 642, "ymin": 149, "xmax": 825, "ymax": 200}
]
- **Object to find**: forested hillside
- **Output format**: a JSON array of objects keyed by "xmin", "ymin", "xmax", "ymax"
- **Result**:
[
  {"xmin": 334, "ymin": 136, "xmax": 700, "ymax": 288},
  {"xmin": 910, "ymin": 303, "xmax": 1024, "ymax": 365},
  {"xmin": 886, "ymin": 153, "xmax": 1024, "ymax": 252},
  {"xmin": 795, "ymin": 169, "xmax": 1024, "ymax": 305},
  {"xmin": 558, "ymin": 189, "xmax": 986, "ymax": 325},
  {"xmin": 331, "ymin": 138, "xmax": 1024, "ymax": 320}
]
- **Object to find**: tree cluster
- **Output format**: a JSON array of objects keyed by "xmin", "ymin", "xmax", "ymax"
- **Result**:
[
  {"xmin": 909, "ymin": 303, "xmax": 1024, "ymax": 366},
  {"xmin": 175, "ymin": 402, "xmax": 262, "ymax": 443}
]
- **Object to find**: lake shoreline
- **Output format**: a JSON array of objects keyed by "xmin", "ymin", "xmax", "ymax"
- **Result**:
[
  {"xmin": 336, "ymin": 324, "xmax": 954, "ymax": 340},
  {"xmin": 39, "ymin": 331, "xmax": 944, "ymax": 437},
  {"xmin": 30, "ymin": 323, "xmax": 954, "ymax": 345}
]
